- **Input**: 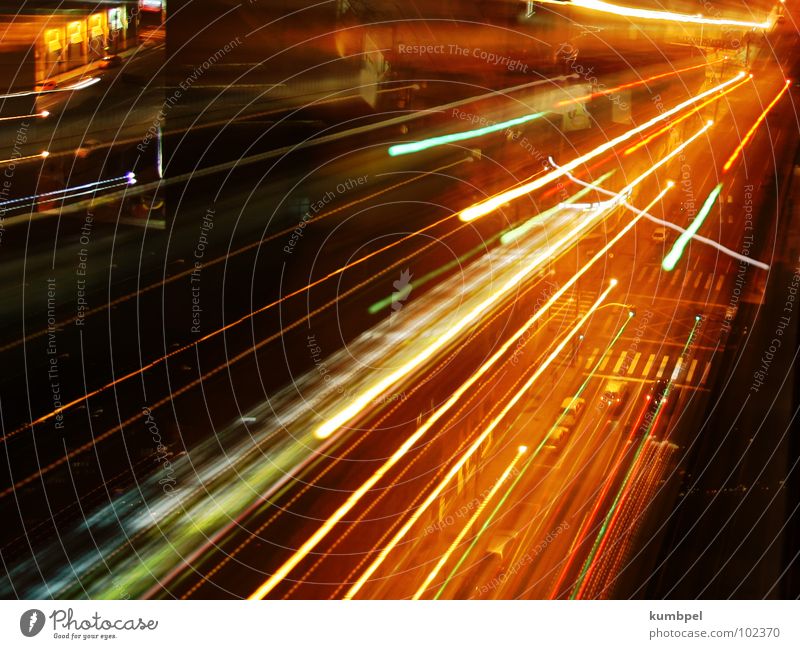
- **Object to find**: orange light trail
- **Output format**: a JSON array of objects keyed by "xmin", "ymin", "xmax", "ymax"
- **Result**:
[
  {"xmin": 341, "ymin": 284, "xmax": 616, "ymax": 600},
  {"xmin": 312, "ymin": 194, "xmax": 617, "ymax": 440},
  {"xmin": 247, "ymin": 267, "xmax": 618, "ymax": 598},
  {"xmin": 536, "ymin": 0, "xmax": 771, "ymax": 28},
  {"xmin": 555, "ymin": 59, "xmax": 721, "ymax": 107},
  {"xmin": 314, "ymin": 131, "xmax": 692, "ymax": 442},
  {"xmin": 458, "ymin": 73, "xmax": 744, "ymax": 222},
  {"xmin": 412, "ymin": 446, "xmax": 526, "ymax": 599},
  {"xmin": 573, "ymin": 417, "xmax": 661, "ymax": 600},
  {"xmin": 250, "ymin": 180, "xmax": 674, "ymax": 601},
  {"xmin": 623, "ymin": 75, "xmax": 750, "ymax": 156},
  {"xmin": 548, "ymin": 419, "xmax": 633, "ymax": 599},
  {"xmin": 0, "ymin": 151, "xmax": 48, "ymax": 165},
  {"xmin": 722, "ymin": 80, "xmax": 791, "ymax": 173}
]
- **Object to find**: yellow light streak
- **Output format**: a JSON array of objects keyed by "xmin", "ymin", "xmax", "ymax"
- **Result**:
[
  {"xmin": 458, "ymin": 73, "xmax": 743, "ymax": 222},
  {"xmin": 248, "ymin": 179, "xmax": 674, "ymax": 601},
  {"xmin": 342, "ymin": 283, "xmax": 616, "ymax": 599},
  {"xmin": 412, "ymin": 446, "xmax": 526, "ymax": 599},
  {"xmin": 722, "ymin": 80, "xmax": 791, "ymax": 172},
  {"xmin": 536, "ymin": 0, "xmax": 770, "ymax": 28},
  {"xmin": 623, "ymin": 76, "xmax": 749, "ymax": 156}
]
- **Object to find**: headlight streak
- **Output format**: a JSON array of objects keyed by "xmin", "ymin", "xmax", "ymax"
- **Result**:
[
  {"xmin": 312, "ymin": 208, "xmax": 615, "ymax": 441},
  {"xmin": 433, "ymin": 311, "xmax": 636, "ymax": 599},
  {"xmin": 388, "ymin": 111, "xmax": 549, "ymax": 156},
  {"xmin": 535, "ymin": 0, "xmax": 771, "ymax": 28},
  {"xmin": 722, "ymin": 79, "xmax": 791, "ymax": 172},
  {"xmin": 411, "ymin": 446, "xmax": 527, "ymax": 600},
  {"xmin": 174, "ymin": 273, "xmax": 574, "ymax": 602},
  {"xmin": 662, "ymin": 183, "xmax": 724, "ymax": 271},
  {"xmin": 0, "ymin": 110, "xmax": 50, "ymax": 122},
  {"xmin": 0, "ymin": 151, "xmax": 49, "ymax": 166},
  {"xmin": 0, "ymin": 76, "xmax": 101, "ymax": 99},
  {"xmin": 623, "ymin": 76, "xmax": 751, "ymax": 156},
  {"xmin": 342, "ymin": 284, "xmax": 617, "ymax": 600},
  {"xmin": 250, "ymin": 181, "xmax": 673, "ymax": 600},
  {"xmin": 458, "ymin": 73, "xmax": 744, "ymax": 222},
  {"xmin": 0, "ymin": 174, "xmax": 136, "ymax": 211},
  {"xmin": 555, "ymin": 59, "xmax": 723, "ymax": 107}
]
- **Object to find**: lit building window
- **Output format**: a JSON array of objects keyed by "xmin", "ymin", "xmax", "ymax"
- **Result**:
[
  {"xmin": 45, "ymin": 28, "xmax": 62, "ymax": 53},
  {"xmin": 89, "ymin": 13, "xmax": 104, "ymax": 39},
  {"xmin": 68, "ymin": 21, "xmax": 83, "ymax": 44},
  {"xmin": 108, "ymin": 8, "xmax": 125, "ymax": 31}
]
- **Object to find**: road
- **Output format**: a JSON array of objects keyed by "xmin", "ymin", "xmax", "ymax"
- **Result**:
[{"xmin": 0, "ymin": 0, "xmax": 798, "ymax": 601}]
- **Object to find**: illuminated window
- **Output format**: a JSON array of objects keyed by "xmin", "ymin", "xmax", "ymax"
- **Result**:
[
  {"xmin": 108, "ymin": 8, "xmax": 125, "ymax": 31},
  {"xmin": 45, "ymin": 28, "xmax": 62, "ymax": 53},
  {"xmin": 68, "ymin": 21, "xmax": 83, "ymax": 44},
  {"xmin": 89, "ymin": 13, "xmax": 104, "ymax": 38}
]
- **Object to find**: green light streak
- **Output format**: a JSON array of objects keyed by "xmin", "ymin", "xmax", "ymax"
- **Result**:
[
  {"xmin": 568, "ymin": 318, "xmax": 701, "ymax": 599},
  {"xmin": 662, "ymin": 183, "xmax": 723, "ymax": 271},
  {"xmin": 432, "ymin": 313, "xmax": 633, "ymax": 599},
  {"xmin": 388, "ymin": 111, "xmax": 548, "ymax": 156},
  {"xmin": 367, "ymin": 171, "xmax": 615, "ymax": 315}
]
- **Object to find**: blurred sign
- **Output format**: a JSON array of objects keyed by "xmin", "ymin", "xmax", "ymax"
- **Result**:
[{"xmin": 562, "ymin": 104, "xmax": 591, "ymax": 132}]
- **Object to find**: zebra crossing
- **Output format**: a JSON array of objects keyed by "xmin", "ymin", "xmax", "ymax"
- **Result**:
[
  {"xmin": 633, "ymin": 266, "xmax": 725, "ymax": 293},
  {"xmin": 582, "ymin": 346, "xmax": 711, "ymax": 386},
  {"xmin": 542, "ymin": 293, "xmax": 605, "ymax": 330}
]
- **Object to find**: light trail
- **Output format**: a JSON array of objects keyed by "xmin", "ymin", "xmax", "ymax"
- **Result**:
[
  {"xmin": 722, "ymin": 80, "xmax": 791, "ymax": 172},
  {"xmin": 662, "ymin": 183, "xmax": 723, "ymax": 271},
  {"xmin": 458, "ymin": 73, "xmax": 743, "ymax": 222},
  {"xmin": 623, "ymin": 76, "xmax": 750, "ymax": 156},
  {"xmin": 412, "ymin": 446, "xmax": 527, "ymax": 599},
  {"xmin": 248, "ymin": 239, "xmax": 626, "ymax": 599},
  {"xmin": 250, "ymin": 182, "xmax": 668, "ymax": 599},
  {"xmin": 369, "ymin": 172, "xmax": 616, "ymax": 315},
  {"xmin": 0, "ymin": 110, "xmax": 49, "ymax": 122},
  {"xmin": 0, "ymin": 77, "xmax": 101, "ymax": 99},
  {"xmin": 572, "ymin": 424, "xmax": 663, "ymax": 599},
  {"xmin": 431, "ymin": 187, "xmax": 672, "ymax": 598},
  {"xmin": 0, "ymin": 151, "xmax": 49, "ymax": 166},
  {"xmin": 388, "ymin": 111, "xmax": 548, "ymax": 156},
  {"xmin": 499, "ymin": 171, "xmax": 616, "ymax": 246},
  {"xmin": 547, "ymin": 407, "xmax": 644, "ymax": 598},
  {"xmin": 177, "ymin": 287, "xmax": 571, "ymax": 602},
  {"xmin": 259, "ymin": 183, "xmax": 671, "ymax": 596},
  {"xmin": 433, "ymin": 310, "xmax": 635, "ymax": 599},
  {"xmin": 0, "ymin": 173, "xmax": 136, "ymax": 211},
  {"xmin": 319, "ymin": 127, "xmax": 696, "ymax": 441},
  {"xmin": 563, "ymin": 170, "xmax": 770, "ymax": 270},
  {"xmin": 555, "ymin": 59, "xmax": 721, "ymax": 107},
  {"xmin": 535, "ymin": 0, "xmax": 771, "ymax": 28},
  {"xmin": 341, "ymin": 284, "xmax": 616, "ymax": 600},
  {"xmin": 313, "ymin": 185, "xmax": 628, "ymax": 441}
]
